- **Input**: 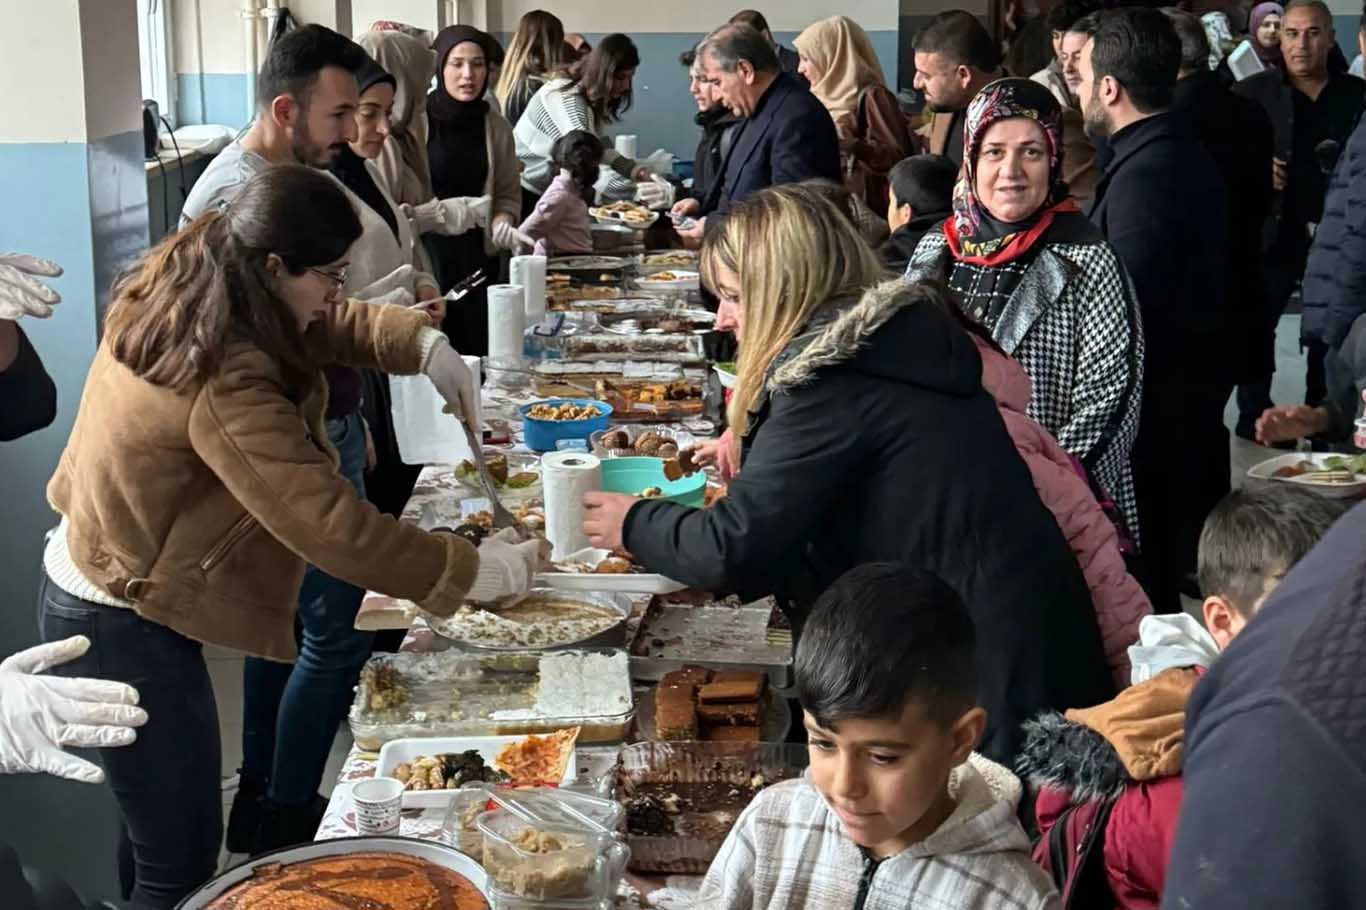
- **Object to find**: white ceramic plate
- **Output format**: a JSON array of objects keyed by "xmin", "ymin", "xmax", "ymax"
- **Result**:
[
  {"xmin": 1246, "ymin": 451, "xmax": 1366, "ymax": 499},
  {"xmin": 377, "ymin": 735, "xmax": 578, "ymax": 808},
  {"xmin": 636, "ymin": 270, "xmax": 700, "ymax": 291},
  {"xmin": 590, "ymin": 206, "xmax": 659, "ymax": 229},
  {"xmin": 538, "ymin": 547, "xmax": 688, "ymax": 595},
  {"xmin": 174, "ymin": 837, "xmax": 490, "ymax": 909}
]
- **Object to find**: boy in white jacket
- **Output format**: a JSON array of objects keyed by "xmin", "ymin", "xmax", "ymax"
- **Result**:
[{"xmin": 698, "ymin": 564, "xmax": 1060, "ymax": 910}]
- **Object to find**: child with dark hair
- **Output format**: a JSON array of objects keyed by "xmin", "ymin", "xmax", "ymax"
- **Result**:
[
  {"xmin": 1018, "ymin": 484, "xmax": 1344, "ymax": 908},
  {"xmin": 699, "ymin": 563, "xmax": 1060, "ymax": 910},
  {"xmin": 517, "ymin": 129, "xmax": 602, "ymax": 255},
  {"xmin": 882, "ymin": 154, "xmax": 956, "ymax": 273}
]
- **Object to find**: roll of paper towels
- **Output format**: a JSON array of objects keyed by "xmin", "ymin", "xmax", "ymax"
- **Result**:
[
  {"xmin": 615, "ymin": 134, "xmax": 638, "ymax": 160},
  {"xmin": 542, "ymin": 451, "xmax": 602, "ymax": 559},
  {"xmin": 487, "ymin": 283, "xmax": 525, "ymax": 367},
  {"xmin": 510, "ymin": 255, "xmax": 547, "ymax": 324}
]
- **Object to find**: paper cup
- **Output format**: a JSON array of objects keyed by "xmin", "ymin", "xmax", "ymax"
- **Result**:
[{"xmin": 352, "ymin": 777, "xmax": 404, "ymax": 835}]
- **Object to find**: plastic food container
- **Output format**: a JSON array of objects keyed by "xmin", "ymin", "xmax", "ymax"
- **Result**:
[
  {"xmin": 600, "ymin": 457, "xmax": 706, "ymax": 506},
  {"xmin": 348, "ymin": 650, "xmax": 634, "ymax": 750},
  {"xmin": 377, "ymin": 736, "xmax": 580, "ymax": 810},
  {"xmin": 590, "ymin": 425, "xmax": 696, "ymax": 459},
  {"xmin": 443, "ymin": 786, "xmax": 625, "ymax": 858},
  {"xmin": 478, "ymin": 809, "xmax": 629, "ymax": 904},
  {"xmin": 616, "ymin": 741, "xmax": 807, "ymax": 874},
  {"xmin": 520, "ymin": 399, "xmax": 613, "ymax": 453}
]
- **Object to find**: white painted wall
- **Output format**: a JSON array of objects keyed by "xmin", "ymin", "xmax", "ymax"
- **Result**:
[
  {"xmin": 0, "ymin": 0, "xmax": 86, "ymax": 143},
  {"xmin": 80, "ymin": 0, "xmax": 145, "ymax": 141},
  {"xmin": 485, "ymin": 0, "xmax": 899, "ymax": 34}
]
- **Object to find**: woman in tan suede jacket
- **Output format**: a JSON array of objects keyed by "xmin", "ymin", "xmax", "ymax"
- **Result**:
[{"xmin": 36, "ymin": 165, "xmax": 541, "ymax": 907}]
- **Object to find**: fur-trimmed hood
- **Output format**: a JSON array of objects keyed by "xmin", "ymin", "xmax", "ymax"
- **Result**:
[{"xmin": 766, "ymin": 279, "xmax": 983, "ymax": 400}]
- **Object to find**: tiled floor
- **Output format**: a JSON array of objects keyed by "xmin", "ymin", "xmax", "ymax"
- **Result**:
[{"xmin": 205, "ymin": 316, "xmax": 1313, "ymax": 865}]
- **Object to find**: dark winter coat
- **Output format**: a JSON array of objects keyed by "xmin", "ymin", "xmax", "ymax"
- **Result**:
[
  {"xmin": 879, "ymin": 210, "xmax": 949, "ymax": 274},
  {"xmin": 1301, "ymin": 110, "xmax": 1366, "ymax": 348},
  {"xmin": 689, "ymin": 106, "xmax": 744, "ymax": 217},
  {"xmin": 1087, "ymin": 112, "xmax": 1229, "ymax": 378},
  {"xmin": 1171, "ymin": 70, "xmax": 1276, "ymax": 384},
  {"xmin": 623, "ymin": 280, "xmax": 1115, "ymax": 764},
  {"xmin": 716, "ymin": 72, "xmax": 841, "ymax": 213},
  {"xmin": 0, "ymin": 324, "xmax": 56, "ymax": 441},
  {"xmin": 1161, "ymin": 500, "xmax": 1366, "ymax": 910}
]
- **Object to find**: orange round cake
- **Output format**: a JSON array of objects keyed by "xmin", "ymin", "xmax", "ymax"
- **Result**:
[{"xmin": 206, "ymin": 851, "xmax": 489, "ymax": 909}]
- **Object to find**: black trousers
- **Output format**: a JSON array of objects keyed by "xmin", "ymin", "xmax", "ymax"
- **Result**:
[
  {"xmin": 37, "ymin": 575, "xmax": 221, "ymax": 909},
  {"xmin": 1133, "ymin": 378, "xmax": 1233, "ymax": 613}
]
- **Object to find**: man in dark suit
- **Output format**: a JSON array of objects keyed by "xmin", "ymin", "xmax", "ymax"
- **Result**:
[
  {"xmin": 678, "ymin": 23, "xmax": 840, "ymax": 242},
  {"xmin": 1080, "ymin": 7, "xmax": 1230, "ymax": 615},
  {"xmin": 728, "ymin": 9, "xmax": 807, "ymax": 86}
]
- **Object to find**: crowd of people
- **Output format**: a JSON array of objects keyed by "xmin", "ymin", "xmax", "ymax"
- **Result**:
[{"xmin": 2, "ymin": 2, "xmax": 1366, "ymax": 909}]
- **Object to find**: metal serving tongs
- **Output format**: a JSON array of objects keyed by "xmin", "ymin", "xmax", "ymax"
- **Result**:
[
  {"xmin": 451, "ymin": 412, "xmax": 527, "ymax": 539},
  {"xmin": 444, "ymin": 268, "xmax": 488, "ymax": 304}
]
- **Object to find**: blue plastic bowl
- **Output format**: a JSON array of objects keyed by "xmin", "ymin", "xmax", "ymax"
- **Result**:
[
  {"xmin": 601, "ymin": 456, "xmax": 707, "ymax": 507},
  {"xmin": 519, "ymin": 399, "xmax": 614, "ymax": 453}
]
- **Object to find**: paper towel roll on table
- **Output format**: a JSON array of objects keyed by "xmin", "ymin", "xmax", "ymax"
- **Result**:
[
  {"xmin": 615, "ymin": 134, "xmax": 638, "ymax": 160},
  {"xmin": 542, "ymin": 451, "xmax": 602, "ymax": 559},
  {"xmin": 487, "ymin": 283, "xmax": 525, "ymax": 368},
  {"xmin": 510, "ymin": 255, "xmax": 547, "ymax": 324}
]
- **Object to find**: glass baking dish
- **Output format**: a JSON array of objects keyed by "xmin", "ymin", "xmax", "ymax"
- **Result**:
[{"xmin": 348, "ymin": 649, "xmax": 634, "ymax": 750}]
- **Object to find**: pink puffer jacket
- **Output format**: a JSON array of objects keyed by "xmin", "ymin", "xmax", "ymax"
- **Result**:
[{"xmin": 973, "ymin": 336, "xmax": 1151, "ymax": 687}]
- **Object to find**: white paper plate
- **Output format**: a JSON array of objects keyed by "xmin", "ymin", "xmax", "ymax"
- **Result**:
[
  {"xmin": 590, "ymin": 207, "xmax": 659, "ymax": 229},
  {"xmin": 377, "ymin": 735, "xmax": 578, "ymax": 808},
  {"xmin": 174, "ymin": 837, "xmax": 490, "ymax": 908},
  {"xmin": 1246, "ymin": 452, "xmax": 1366, "ymax": 499},
  {"xmin": 713, "ymin": 363, "xmax": 738, "ymax": 390},
  {"xmin": 636, "ymin": 270, "xmax": 700, "ymax": 291},
  {"xmin": 538, "ymin": 547, "xmax": 688, "ymax": 595}
]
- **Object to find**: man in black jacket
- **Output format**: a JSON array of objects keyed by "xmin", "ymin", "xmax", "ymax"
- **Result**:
[
  {"xmin": 728, "ymin": 9, "xmax": 808, "ymax": 87},
  {"xmin": 1164, "ymin": 10, "xmax": 1277, "ymax": 437},
  {"xmin": 1081, "ymin": 8, "xmax": 1230, "ymax": 614},
  {"xmin": 0, "ymin": 253, "xmax": 62, "ymax": 441},
  {"xmin": 1233, "ymin": 0, "xmax": 1366, "ymax": 423},
  {"xmin": 673, "ymin": 47, "xmax": 744, "ymax": 222},
  {"xmin": 677, "ymin": 23, "xmax": 840, "ymax": 242}
]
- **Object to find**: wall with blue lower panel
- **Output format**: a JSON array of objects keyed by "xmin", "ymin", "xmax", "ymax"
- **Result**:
[
  {"xmin": 0, "ymin": 134, "xmax": 144, "ymax": 907},
  {"xmin": 174, "ymin": 31, "xmax": 900, "ymax": 163}
]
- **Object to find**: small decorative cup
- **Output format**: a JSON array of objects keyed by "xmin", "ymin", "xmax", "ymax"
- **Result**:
[{"xmin": 352, "ymin": 777, "xmax": 404, "ymax": 835}]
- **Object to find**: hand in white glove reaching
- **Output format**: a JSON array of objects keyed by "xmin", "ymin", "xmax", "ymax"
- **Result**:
[
  {"xmin": 468, "ymin": 528, "xmax": 552, "ymax": 603},
  {"xmin": 634, "ymin": 175, "xmax": 676, "ymax": 211},
  {"xmin": 0, "ymin": 636, "xmax": 147, "ymax": 783},
  {"xmin": 405, "ymin": 197, "xmax": 493, "ymax": 235},
  {"xmin": 490, "ymin": 217, "xmax": 534, "ymax": 253},
  {"xmin": 0, "ymin": 254, "xmax": 62, "ymax": 320},
  {"xmin": 424, "ymin": 337, "xmax": 478, "ymax": 428}
]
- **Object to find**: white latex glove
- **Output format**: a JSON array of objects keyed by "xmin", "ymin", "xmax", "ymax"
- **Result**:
[
  {"xmin": 468, "ymin": 528, "xmax": 552, "ymax": 603},
  {"xmin": 0, "ymin": 254, "xmax": 63, "ymax": 320},
  {"xmin": 0, "ymin": 636, "xmax": 147, "ymax": 784},
  {"xmin": 490, "ymin": 218, "xmax": 535, "ymax": 253},
  {"xmin": 354, "ymin": 264, "xmax": 418, "ymax": 302},
  {"xmin": 635, "ymin": 174, "xmax": 676, "ymax": 210},
  {"xmin": 405, "ymin": 197, "xmax": 493, "ymax": 235},
  {"xmin": 423, "ymin": 337, "xmax": 478, "ymax": 427},
  {"xmin": 637, "ymin": 149, "xmax": 676, "ymax": 177}
]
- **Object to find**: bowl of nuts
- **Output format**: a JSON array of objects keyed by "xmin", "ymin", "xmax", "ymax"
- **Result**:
[{"xmin": 519, "ymin": 398, "xmax": 614, "ymax": 453}]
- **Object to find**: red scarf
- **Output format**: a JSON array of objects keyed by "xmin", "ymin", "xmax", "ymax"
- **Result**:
[{"xmin": 943, "ymin": 198, "xmax": 1080, "ymax": 267}]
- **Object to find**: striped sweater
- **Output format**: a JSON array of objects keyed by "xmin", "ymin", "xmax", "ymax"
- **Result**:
[
  {"xmin": 512, "ymin": 77, "xmax": 637, "ymax": 200},
  {"xmin": 697, "ymin": 754, "xmax": 1061, "ymax": 910}
]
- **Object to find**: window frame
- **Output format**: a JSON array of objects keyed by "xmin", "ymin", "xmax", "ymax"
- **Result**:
[{"xmin": 137, "ymin": 0, "xmax": 176, "ymax": 128}]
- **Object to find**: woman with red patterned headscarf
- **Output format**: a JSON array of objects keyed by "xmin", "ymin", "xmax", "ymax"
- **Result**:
[{"xmin": 906, "ymin": 77, "xmax": 1145, "ymax": 539}]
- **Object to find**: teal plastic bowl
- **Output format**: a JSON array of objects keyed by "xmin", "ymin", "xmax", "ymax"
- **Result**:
[{"xmin": 601, "ymin": 457, "xmax": 707, "ymax": 506}]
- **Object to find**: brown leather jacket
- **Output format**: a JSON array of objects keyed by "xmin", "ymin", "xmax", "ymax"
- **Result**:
[
  {"xmin": 845, "ymin": 84, "xmax": 919, "ymax": 211},
  {"xmin": 47, "ymin": 299, "xmax": 477, "ymax": 661}
]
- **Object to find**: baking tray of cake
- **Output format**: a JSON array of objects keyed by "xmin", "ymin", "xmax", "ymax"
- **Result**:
[
  {"xmin": 617, "ymin": 741, "xmax": 807, "ymax": 874},
  {"xmin": 348, "ymin": 649, "xmax": 634, "ymax": 750},
  {"xmin": 635, "ymin": 684, "xmax": 791, "ymax": 743},
  {"xmin": 627, "ymin": 594, "xmax": 794, "ymax": 688}
]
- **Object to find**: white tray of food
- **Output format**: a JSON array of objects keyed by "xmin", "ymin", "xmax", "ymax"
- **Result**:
[
  {"xmin": 377, "ymin": 734, "xmax": 579, "ymax": 808},
  {"xmin": 175, "ymin": 837, "xmax": 490, "ymax": 909},
  {"xmin": 1246, "ymin": 451, "xmax": 1366, "ymax": 498},
  {"xmin": 590, "ymin": 202, "xmax": 659, "ymax": 229},
  {"xmin": 641, "ymin": 250, "xmax": 699, "ymax": 269},
  {"xmin": 636, "ymin": 270, "xmax": 700, "ymax": 291},
  {"xmin": 547, "ymin": 255, "xmax": 630, "ymax": 271},
  {"xmin": 537, "ymin": 547, "xmax": 688, "ymax": 595}
]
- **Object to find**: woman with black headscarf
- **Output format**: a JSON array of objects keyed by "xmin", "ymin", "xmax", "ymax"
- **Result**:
[
  {"xmin": 426, "ymin": 25, "xmax": 522, "ymax": 355},
  {"xmin": 906, "ymin": 78, "xmax": 1144, "ymax": 538}
]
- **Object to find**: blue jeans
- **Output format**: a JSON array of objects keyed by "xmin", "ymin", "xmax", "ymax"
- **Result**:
[
  {"xmin": 241, "ymin": 411, "xmax": 375, "ymax": 806},
  {"xmin": 38, "ymin": 575, "xmax": 221, "ymax": 909}
]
